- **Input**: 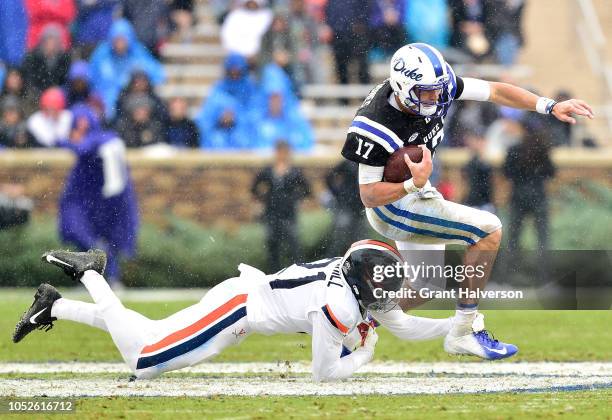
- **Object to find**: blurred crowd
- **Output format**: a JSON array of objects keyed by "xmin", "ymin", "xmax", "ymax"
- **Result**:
[
  {"xmin": 0, "ymin": 1, "xmax": 182, "ymax": 150},
  {"xmin": 0, "ymin": 0, "xmax": 320, "ymax": 151},
  {"xmin": 0, "ymin": 0, "xmax": 534, "ymax": 153},
  {"xmin": 217, "ymin": 0, "xmax": 527, "ymax": 87},
  {"xmin": 0, "ymin": 0, "xmax": 591, "ymax": 153}
]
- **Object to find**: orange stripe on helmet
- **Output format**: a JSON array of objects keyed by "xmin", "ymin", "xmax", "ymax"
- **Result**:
[{"xmin": 350, "ymin": 239, "xmax": 402, "ymax": 259}]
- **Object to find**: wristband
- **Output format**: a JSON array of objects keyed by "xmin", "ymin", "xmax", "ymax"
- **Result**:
[
  {"xmin": 403, "ymin": 179, "xmax": 419, "ymax": 194},
  {"xmin": 536, "ymin": 97, "xmax": 557, "ymax": 115}
]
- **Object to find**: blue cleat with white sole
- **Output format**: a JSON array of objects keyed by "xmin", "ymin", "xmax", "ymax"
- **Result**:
[
  {"xmin": 444, "ymin": 330, "xmax": 518, "ymax": 360},
  {"xmin": 444, "ymin": 313, "xmax": 518, "ymax": 360}
]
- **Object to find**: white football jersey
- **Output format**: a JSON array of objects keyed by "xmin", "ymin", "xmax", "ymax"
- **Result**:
[
  {"xmin": 247, "ymin": 257, "xmax": 364, "ymax": 336},
  {"xmin": 243, "ymin": 257, "xmax": 453, "ymax": 381}
]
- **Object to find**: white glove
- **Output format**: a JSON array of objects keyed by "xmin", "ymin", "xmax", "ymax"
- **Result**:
[
  {"xmin": 342, "ymin": 326, "xmax": 362, "ymax": 352},
  {"xmin": 417, "ymin": 182, "xmax": 441, "ymax": 199}
]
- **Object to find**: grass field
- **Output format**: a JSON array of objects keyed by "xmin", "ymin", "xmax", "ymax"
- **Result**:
[
  {"xmin": 2, "ymin": 391, "xmax": 612, "ymax": 420},
  {"xmin": 1, "ymin": 291, "xmax": 611, "ymax": 419}
]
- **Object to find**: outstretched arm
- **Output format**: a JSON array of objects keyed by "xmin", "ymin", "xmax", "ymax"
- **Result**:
[
  {"xmin": 488, "ymin": 82, "xmax": 594, "ymax": 124},
  {"xmin": 458, "ymin": 78, "xmax": 594, "ymax": 125},
  {"xmin": 373, "ymin": 309, "xmax": 453, "ymax": 341}
]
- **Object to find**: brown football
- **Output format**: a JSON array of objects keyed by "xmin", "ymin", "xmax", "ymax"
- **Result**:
[{"xmin": 383, "ymin": 145, "xmax": 423, "ymax": 183}]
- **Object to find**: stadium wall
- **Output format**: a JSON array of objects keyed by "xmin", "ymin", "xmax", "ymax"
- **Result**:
[{"xmin": 1, "ymin": 149, "xmax": 611, "ymax": 225}]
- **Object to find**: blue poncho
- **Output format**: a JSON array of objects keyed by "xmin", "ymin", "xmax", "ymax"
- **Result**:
[{"xmin": 89, "ymin": 19, "xmax": 165, "ymax": 120}]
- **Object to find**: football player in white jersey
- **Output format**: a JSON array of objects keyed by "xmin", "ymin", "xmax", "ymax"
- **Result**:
[
  {"xmin": 341, "ymin": 43, "xmax": 594, "ymax": 360},
  {"xmin": 13, "ymin": 241, "xmax": 454, "ymax": 381}
]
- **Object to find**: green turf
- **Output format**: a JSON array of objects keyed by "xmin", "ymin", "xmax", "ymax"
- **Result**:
[
  {"xmin": 2, "ymin": 297, "xmax": 611, "ymax": 362},
  {"xmin": 2, "ymin": 296, "xmax": 611, "ymax": 419},
  {"xmin": 0, "ymin": 391, "xmax": 610, "ymax": 419}
]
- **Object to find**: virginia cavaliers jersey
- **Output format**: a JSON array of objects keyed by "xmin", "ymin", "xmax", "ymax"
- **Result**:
[
  {"xmin": 341, "ymin": 75, "xmax": 464, "ymax": 167},
  {"xmin": 246, "ymin": 257, "xmax": 363, "ymax": 336}
]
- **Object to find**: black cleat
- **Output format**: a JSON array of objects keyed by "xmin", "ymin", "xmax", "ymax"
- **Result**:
[
  {"xmin": 13, "ymin": 284, "xmax": 62, "ymax": 343},
  {"xmin": 41, "ymin": 249, "xmax": 106, "ymax": 280}
]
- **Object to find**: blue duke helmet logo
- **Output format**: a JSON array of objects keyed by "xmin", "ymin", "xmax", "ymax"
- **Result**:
[{"xmin": 392, "ymin": 58, "xmax": 423, "ymax": 82}]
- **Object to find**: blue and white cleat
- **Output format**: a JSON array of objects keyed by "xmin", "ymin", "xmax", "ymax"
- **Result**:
[{"xmin": 444, "ymin": 313, "xmax": 518, "ymax": 360}]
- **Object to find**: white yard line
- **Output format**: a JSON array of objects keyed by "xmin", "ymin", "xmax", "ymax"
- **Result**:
[
  {"xmin": 1, "ymin": 376, "xmax": 611, "ymax": 397},
  {"xmin": 1, "ymin": 361, "xmax": 611, "ymax": 376},
  {"xmin": 1, "ymin": 362, "xmax": 611, "ymax": 397}
]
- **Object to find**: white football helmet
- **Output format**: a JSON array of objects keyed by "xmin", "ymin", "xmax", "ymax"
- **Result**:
[{"xmin": 389, "ymin": 43, "xmax": 452, "ymax": 117}]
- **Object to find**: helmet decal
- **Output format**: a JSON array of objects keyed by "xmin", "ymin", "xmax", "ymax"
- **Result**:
[
  {"xmin": 342, "ymin": 259, "xmax": 351, "ymax": 275},
  {"xmin": 391, "ymin": 57, "xmax": 423, "ymax": 81}
]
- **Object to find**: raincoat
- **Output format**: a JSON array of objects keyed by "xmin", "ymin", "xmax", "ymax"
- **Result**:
[
  {"xmin": 89, "ymin": 19, "xmax": 165, "ymax": 120},
  {"xmin": 58, "ymin": 104, "xmax": 138, "ymax": 279}
]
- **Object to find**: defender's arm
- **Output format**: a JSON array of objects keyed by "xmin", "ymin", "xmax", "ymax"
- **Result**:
[
  {"xmin": 310, "ymin": 312, "xmax": 377, "ymax": 382},
  {"xmin": 373, "ymin": 309, "xmax": 453, "ymax": 341}
]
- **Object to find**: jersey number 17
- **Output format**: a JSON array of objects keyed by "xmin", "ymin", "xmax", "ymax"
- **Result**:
[{"xmin": 355, "ymin": 137, "xmax": 374, "ymax": 159}]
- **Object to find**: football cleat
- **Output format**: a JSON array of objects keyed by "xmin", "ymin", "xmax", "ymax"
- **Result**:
[
  {"xmin": 444, "ymin": 313, "xmax": 518, "ymax": 360},
  {"xmin": 444, "ymin": 330, "xmax": 518, "ymax": 360},
  {"xmin": 13, "ymin": 284, "xmax": 62, "ymax": 343},
  {"xmin": 42, "ymin": 249, "xmax": 106, "ymax": 280}
]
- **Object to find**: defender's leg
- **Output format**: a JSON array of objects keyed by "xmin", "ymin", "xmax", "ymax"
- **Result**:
[
  {"xmin": 135, "ymin": 277, "xmax": 251, "ymax": 378},
  {"xmin": 75, "ymin": 269, "xmax": 252, "ymax": 379}
]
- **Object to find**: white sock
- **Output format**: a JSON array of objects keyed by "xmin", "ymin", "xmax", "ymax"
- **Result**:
[
  {"xmin": 80, "ymin": 270, "xmax": 121, "ymax": 309},
  {"xmin": 73, "ymin": 271, "xmax": 151, "ymax": 373},
  {"xmin": 449, "ymin": 305, "xmax": 478, "ymax": 336},
  {"xmin": 51, "ymin": 298, "xmax": 108, "ymax": 332}
]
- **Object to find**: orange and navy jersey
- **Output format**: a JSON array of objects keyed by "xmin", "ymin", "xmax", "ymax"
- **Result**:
[{"xmin": 246, "ymin": 258, "xmax": 363, "ymax": 337}]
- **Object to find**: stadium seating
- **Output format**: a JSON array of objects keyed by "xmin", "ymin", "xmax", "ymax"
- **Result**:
[{"xmin": 156, "ymin": 0, "xmax": 611, "ymax": 147}]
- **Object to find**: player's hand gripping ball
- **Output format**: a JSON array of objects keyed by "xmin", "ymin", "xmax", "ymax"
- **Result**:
[{"xmin": 383, "ymin": 145, "xmax": 423, "ymax": 183}]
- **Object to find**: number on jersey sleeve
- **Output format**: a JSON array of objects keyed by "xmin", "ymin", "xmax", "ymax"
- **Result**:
[{"xmin": 341, "ymin": 133, "xmax": 391, "ymax": 166}]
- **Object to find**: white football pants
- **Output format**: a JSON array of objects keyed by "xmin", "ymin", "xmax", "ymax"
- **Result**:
[
  {"xmin": 366, "ymin": 190, "xmax": 501, "ymax": 246},
  {"xmin": 51, "ymin": 271, "xmax": 251, "ymax": 379}
]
